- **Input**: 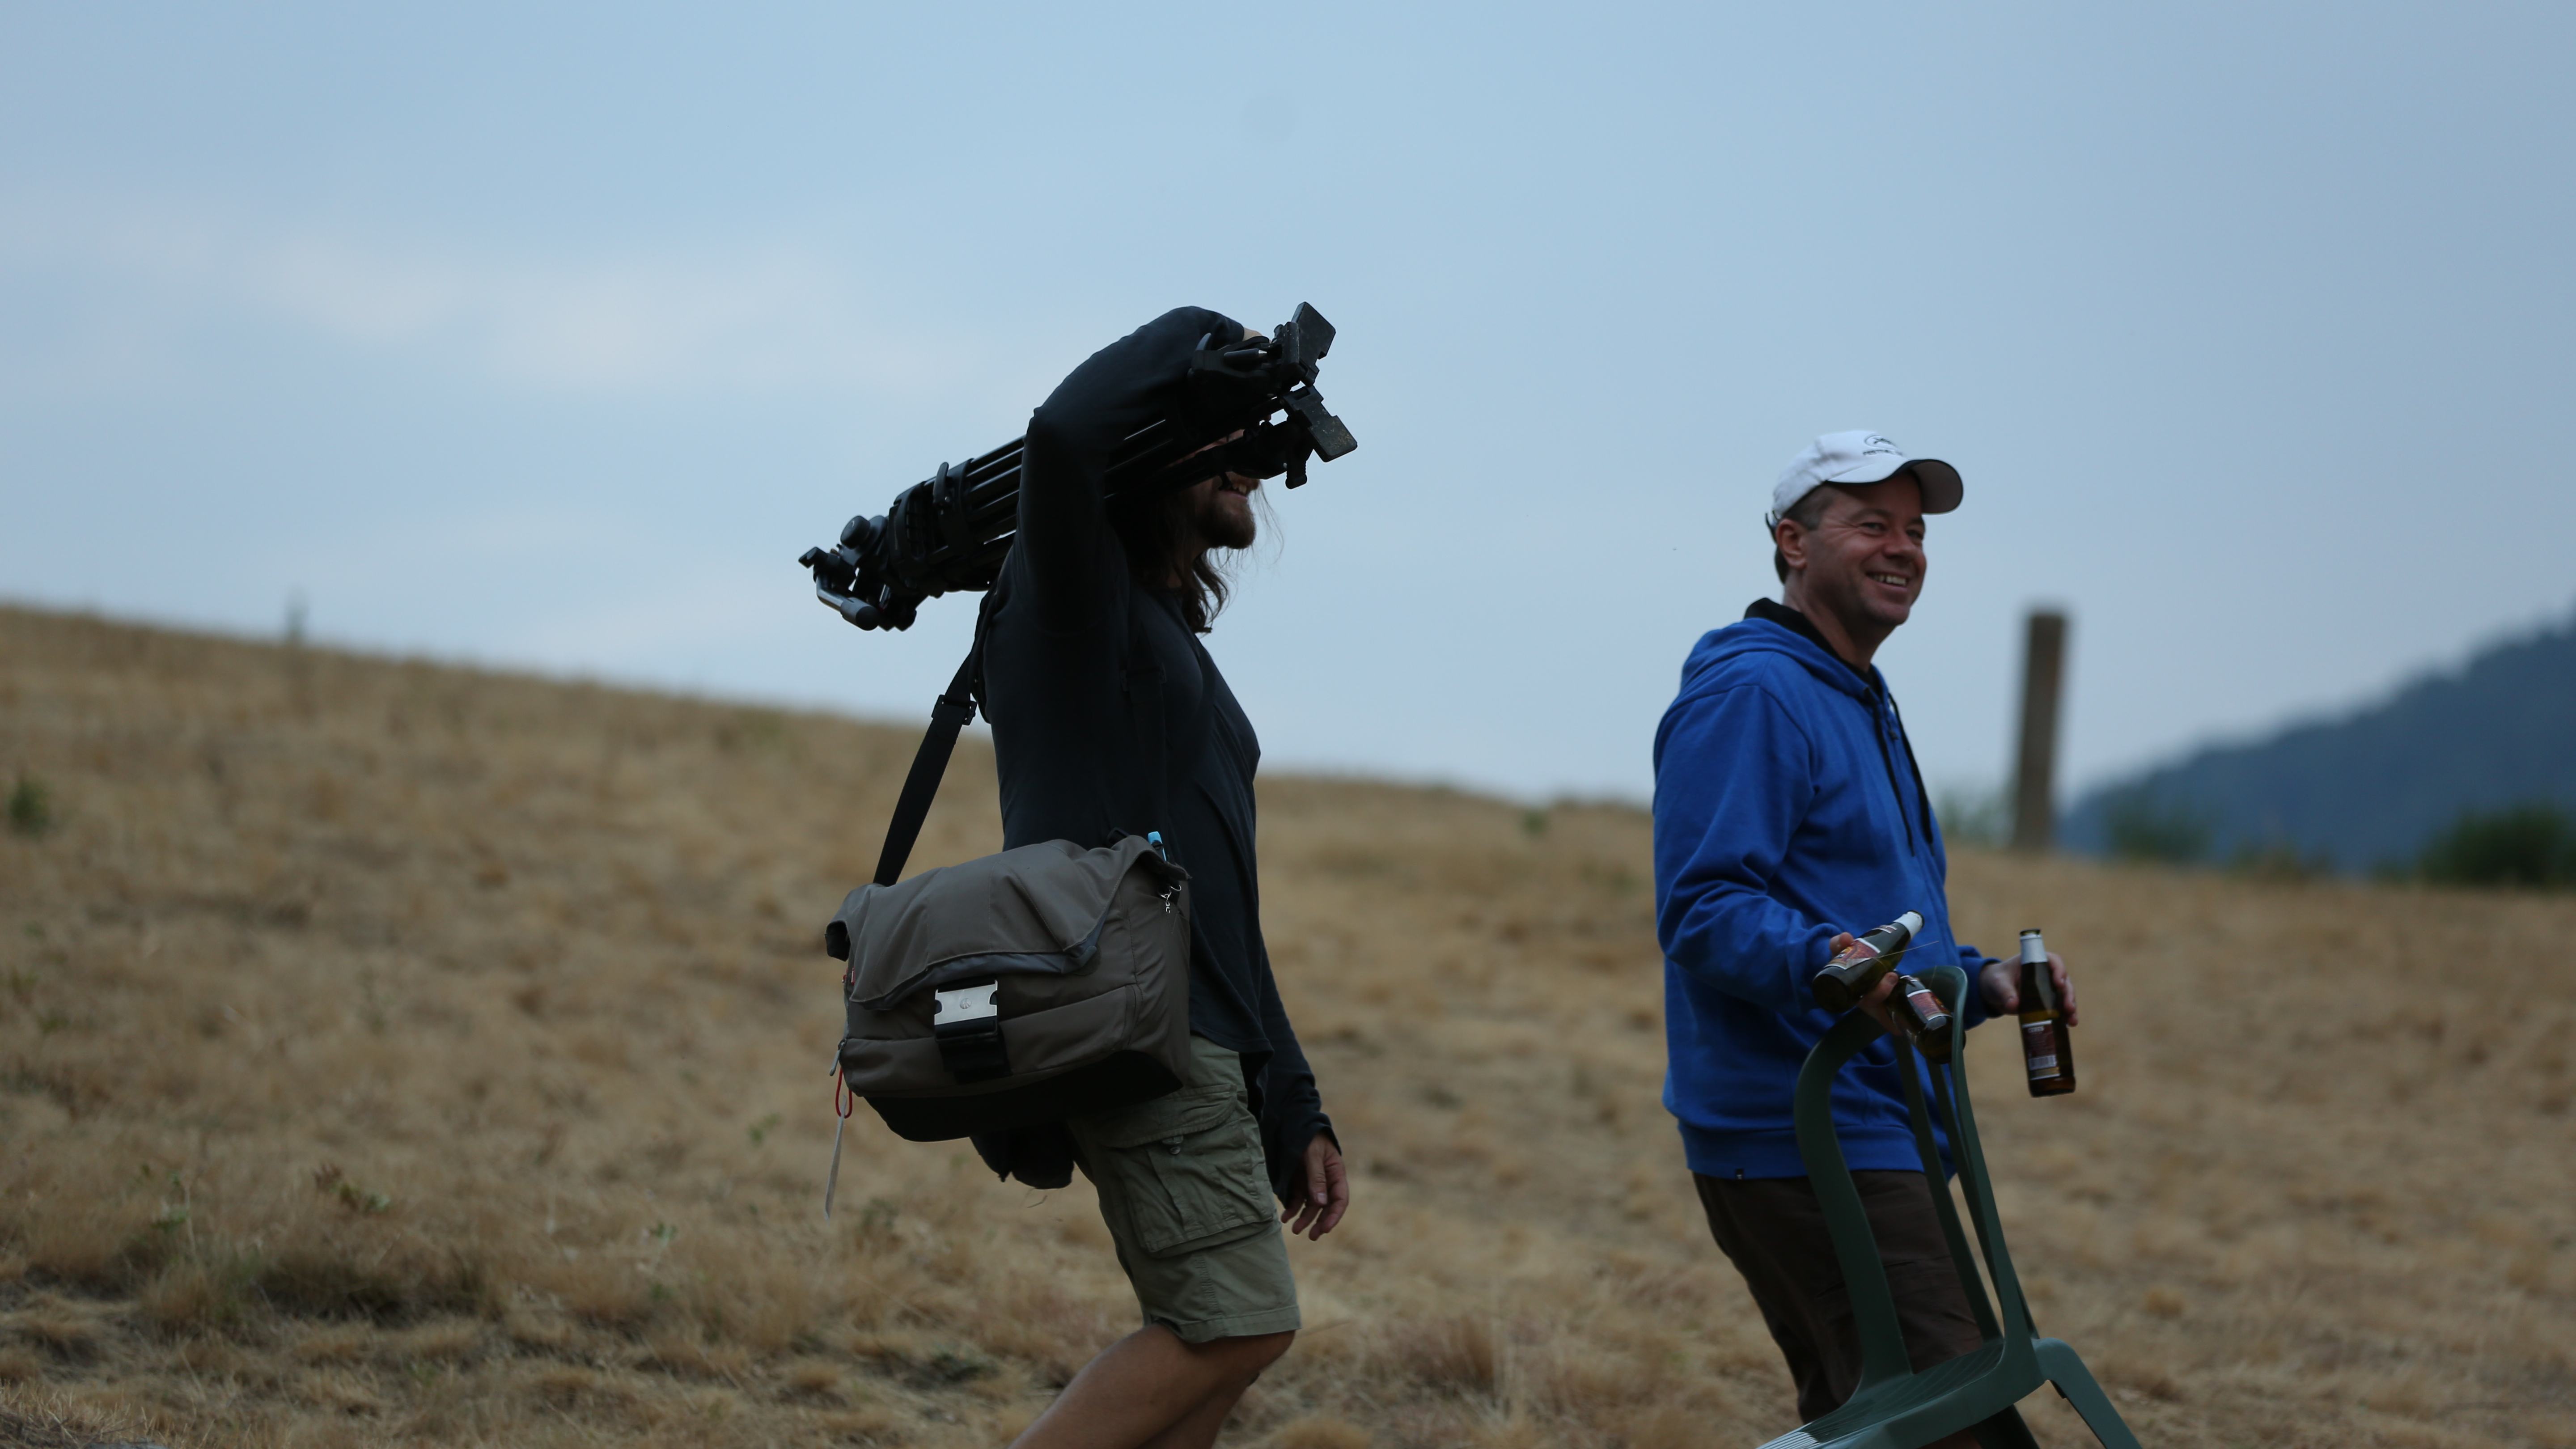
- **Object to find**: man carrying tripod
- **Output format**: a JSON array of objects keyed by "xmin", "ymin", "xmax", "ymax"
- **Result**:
[
  {"xmin": 988, "ymin": 308, "xmax": 1349, "ymax": 1449},
  {"xmin": 1651, "ymin": 432, "xmax": 2079, "ymax": 1444}
]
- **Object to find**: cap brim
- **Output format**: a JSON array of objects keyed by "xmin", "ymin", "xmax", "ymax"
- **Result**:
[
  {"xmin": 1821, "ymin": 455, "xmax": 1963, "ymax": 514},
  {"xmin": 1906, "ymin": 458, "xmax": 1963, "ymax": 514}
]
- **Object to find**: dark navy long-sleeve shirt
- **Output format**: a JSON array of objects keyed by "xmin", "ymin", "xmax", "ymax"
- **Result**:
[{"xmin": 975, "ymin": 306, "xmax": 1331, "ymax": 1197}]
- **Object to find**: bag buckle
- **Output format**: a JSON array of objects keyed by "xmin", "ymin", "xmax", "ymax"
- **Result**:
[{"xmin": 932, "ymin": 980, "xmax": 1009, "ymax": 1083}]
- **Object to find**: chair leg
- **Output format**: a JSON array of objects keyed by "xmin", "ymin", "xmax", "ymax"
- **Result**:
[
  {"xmin": 2034, "ymin": 1340, "xmax": 2142, "ymax": 1449},
  {"xmin": 1970, "ymin": 1406, "xmax": 2040, "ymax": 1449}
]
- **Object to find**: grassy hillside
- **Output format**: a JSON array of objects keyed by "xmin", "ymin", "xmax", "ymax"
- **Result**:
[{"xmin": 3, "ymin": 604, "xmax": 2573, "ymax": 1449}]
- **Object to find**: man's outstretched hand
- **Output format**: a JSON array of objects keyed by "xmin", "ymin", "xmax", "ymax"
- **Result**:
[
  {"xmin": 1282, "ymin": 1134, "xmax": 1348, "ymax": 1241},
  {"xmin": 1823, "ymin": 930, "xmax": 1908, "ymax": 1034},
  {"xmin": 1825, "ymin": 930, "xmax": 2080, "ymax": 1030},
  {"xmin": 1979, "ymin": 950, "xmax": 2079, "ymax": 1025}
]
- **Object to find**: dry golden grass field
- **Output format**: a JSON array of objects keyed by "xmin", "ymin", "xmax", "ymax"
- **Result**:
[{"xmin": 3, "ymin": 603, "xmax": 2574, "ymax": 1449}]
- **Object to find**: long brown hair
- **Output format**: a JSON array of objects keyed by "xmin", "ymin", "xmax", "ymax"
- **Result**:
[{"xmin": 1109, "ymin": 487, "xmax": 1235, "ymax": 634}]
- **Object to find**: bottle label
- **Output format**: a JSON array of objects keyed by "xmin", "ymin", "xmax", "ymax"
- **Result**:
[{"xmin": 2022, "ymin": 1020, "xmax": 2061, "ymax": 1078}]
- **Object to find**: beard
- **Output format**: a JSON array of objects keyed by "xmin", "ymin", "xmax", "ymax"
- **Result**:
[{"xmin": 1191, "ymin": 478, "xmax": 1259, "ymax": 552}]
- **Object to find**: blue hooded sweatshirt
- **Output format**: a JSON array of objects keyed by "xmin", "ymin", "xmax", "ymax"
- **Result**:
[{"xmin": 1652, "ymin": 603, "xmax": 1996, "ymax": 1180}]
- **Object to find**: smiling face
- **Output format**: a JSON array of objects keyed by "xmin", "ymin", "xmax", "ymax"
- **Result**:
[{"xmin": 1775, "ymin": 472, "xmax": 1928, "ymax": 665}]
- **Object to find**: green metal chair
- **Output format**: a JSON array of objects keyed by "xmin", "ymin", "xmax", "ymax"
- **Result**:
[{"xmin": 1755, "ymin": 965, "xmax": 2140, "ymax": 1449}]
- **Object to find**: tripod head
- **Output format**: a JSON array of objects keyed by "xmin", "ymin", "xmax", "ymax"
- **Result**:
[{"xmin": 798, "ymin": 303, "xmax": 1358, "ymax": 631}]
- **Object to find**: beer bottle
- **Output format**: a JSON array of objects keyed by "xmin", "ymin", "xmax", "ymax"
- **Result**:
[
  {"xmin": 2017, "ymin": 928, "xmax": 2076, "ymax": 1097},
  {"xmin": 1810, "ymin": 911, "xmax": 1924, "ymax": 1012},
  {"xmin": 1887, "ymin": 972, "xmax": 1956, "ymax": 1062}
]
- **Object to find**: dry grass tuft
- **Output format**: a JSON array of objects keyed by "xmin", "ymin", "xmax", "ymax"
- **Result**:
[
  {"xmin": 815, "ymin": 1401, "xmax": 903, "ymax": 1443},
  {"xmin": 637, "ymin": 1333, "xmax": 750, "ymax": 1383},
  {"xmin": 526, "ymin": 1364, "xmax": 611, "ymax": 1409},
  {"xmin": 1266, "ymin": 1414, "xmax": 1375, "ymax": 1449},
  {"xmin": 4, "ymin": 605, "xmax": 2574, "ymax": 1445},
  {"xmin": 778, "ymin": 1356, "xmax": 848, "ymax": 1402},
  {"xmin": 1393, "ymin": 1315, "xmax": 1501, "ymax": 1396},
  {"xmin": 0, "ymin": 1381, "xmax": 169, "ymax": 1447}
]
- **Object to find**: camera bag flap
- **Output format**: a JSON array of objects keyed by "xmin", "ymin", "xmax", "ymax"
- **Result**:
[
  {"xmin": 831, "ymin": 835, "xmax": 1195, "ymax": 1141},
  {"xmin": 813, "ymin": 580, "xmax": 1197, "ymax": 1178},
  {"xmin": 829, "ymin": 834, "xmax": 1182, "ymax": 1008}
]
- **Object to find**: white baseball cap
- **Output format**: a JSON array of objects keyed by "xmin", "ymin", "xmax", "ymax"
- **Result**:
[{"xmin": 1767, "ymin": 431, "xmax": 1963, "ymax": 526}]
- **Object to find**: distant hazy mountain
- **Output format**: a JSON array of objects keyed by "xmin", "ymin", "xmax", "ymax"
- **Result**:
[{"xmin": 2061, "ymin": 608, "xmax": 2576, "ymax": 872}]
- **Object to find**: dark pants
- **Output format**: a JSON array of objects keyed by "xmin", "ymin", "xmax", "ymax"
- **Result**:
[{"xmin": 1694, "ymin": 1170, "xmax": 1987, "ymax": 1426}]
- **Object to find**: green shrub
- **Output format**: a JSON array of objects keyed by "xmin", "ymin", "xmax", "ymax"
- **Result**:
[
  {"xmin": 1934, "ymin": 785, "xmax": 2009, "ymax": 848},
  {"xmin": 5, "ymin": 774, "xmax": 49, "ymax": 838},
  {"xmin": 2417, "ymin": 804, "xmax": 2576, "ymax": 889},
  {"xmin": 2103, "ymin": 793, "xmax": 2211, "ymax": 864}
]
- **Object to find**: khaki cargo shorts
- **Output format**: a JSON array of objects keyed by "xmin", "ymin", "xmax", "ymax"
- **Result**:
[{"xmin": 1065, "ymin": 1034, "xmax": 1300, "ymax": 1343}]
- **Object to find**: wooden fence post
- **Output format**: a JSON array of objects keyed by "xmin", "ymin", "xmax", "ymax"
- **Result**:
[{"xmin": 2011, "ymin": 610, "xmax": 2069, "ymax": 852}]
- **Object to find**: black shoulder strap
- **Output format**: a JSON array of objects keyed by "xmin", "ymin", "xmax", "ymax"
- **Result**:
[
  {"xmin": 871, "ymin": 652, "xmax": 979, "ymax": 887},
  {"xmin": 868, "ymin": 590, "xmax": 1174, "ymax": 889},
  {"xmin": 871, "ymin": 594, "xmax": 996, "ymax": 888}
]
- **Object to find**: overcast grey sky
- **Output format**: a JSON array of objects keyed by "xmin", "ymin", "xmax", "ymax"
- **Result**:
[{"xmin": 5, "ymin": 2, "xmax": 2572, "ymax": 806}]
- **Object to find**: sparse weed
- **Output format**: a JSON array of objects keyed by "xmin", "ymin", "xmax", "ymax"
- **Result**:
[{"xmin": 5, "ymin": 774, "xmax": 51, "ymax": 838}]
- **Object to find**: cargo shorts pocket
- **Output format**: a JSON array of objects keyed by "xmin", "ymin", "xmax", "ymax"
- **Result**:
[{"xmin": 1080, "ymin": 1088, "xmax": 1275, "ymax": 1258}]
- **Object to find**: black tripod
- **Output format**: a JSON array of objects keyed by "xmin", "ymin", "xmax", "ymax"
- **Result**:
[{"xmin": 797, "ymin": 303, "xmax": 1357, "ymax": 632}]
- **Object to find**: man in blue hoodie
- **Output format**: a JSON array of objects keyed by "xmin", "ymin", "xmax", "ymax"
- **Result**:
[{"xmin": 1651, "ymin": 431, "xmax": 2080, "ymax": 1435}]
